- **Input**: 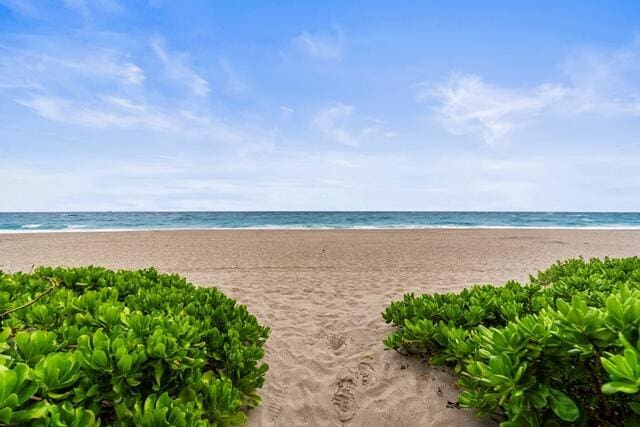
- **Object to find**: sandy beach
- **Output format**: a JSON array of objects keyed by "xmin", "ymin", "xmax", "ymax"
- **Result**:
[{"xmin": 1, "ymin": 228, "xmax": 639, "ymax": 426}]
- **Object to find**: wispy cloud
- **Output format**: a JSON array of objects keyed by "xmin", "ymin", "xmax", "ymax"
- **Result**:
[
  {"xmin": 280, "ymin": 106, "xmax": 294, "ymax": 119},
  {"xmin": 291, "ymin": 28, "xmax": 345, "ymax": 60},
  {"xmin": 60, "ymin": 53, "xmax": 144, "ymax": 85},
  {"xmin": 16, "ymin": 96, "xmax": 175, "ymax": 131},
  {"xmin": 0, "ymin": 33, "xmax": 276, "ymax": 151},
  {"xmin": 313, "ymin": 102, "xmax": 392, "ymax": 146},
  {"xmin": 422, "ymin": 74, "xmax": 567, "ymax": 143},
  {"xmin": 560, "ymin": 38, "xmax": 640, "ymax": 116},
  {"xmin": 1, "ymin": 0, "xmax": 123, "ymax": 20},
  {"xmin": 421, "ymin": 39, "xmax": 640, "ymax": 143},
  {"xmin": 16, "ymin": 94, "xmax": 274, "ymax": 147},
  {"xmin": 151, "ymin": 37, "xmax": 210, "ymax": 97},
  {"xmin": 313, "ymin": 103, "xmax": 358, "ymax": 145},
  {"xmin": 0, "ymin": 43, "xmax": 145, "ymax": 89},
  {"xmin": 217, "ymin": 57, "xmax": 248, "ymax": 93}
]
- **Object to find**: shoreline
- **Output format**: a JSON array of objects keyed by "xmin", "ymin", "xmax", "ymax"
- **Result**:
[{"xmin": 4, "ymin": 225, "xmax": 640, "ymax": 234}]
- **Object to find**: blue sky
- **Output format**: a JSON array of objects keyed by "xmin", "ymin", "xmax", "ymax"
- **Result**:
[{"xmin": 1, "ymin": 1, "xmax": 639, "ymax": 211}]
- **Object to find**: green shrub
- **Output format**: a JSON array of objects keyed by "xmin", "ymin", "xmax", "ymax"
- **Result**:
[
  {"xmin": 0, "ymin": 266, "xmax": 269, "ymax": 426},
  {"xmin": 383, "ymin": 257, "xmax": 640, "ymax": 426}
]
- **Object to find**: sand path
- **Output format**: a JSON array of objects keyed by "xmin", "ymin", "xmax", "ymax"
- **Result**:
[{"xmin": 2, "ymin": 229, "xmax": 640, "ymax": 426}]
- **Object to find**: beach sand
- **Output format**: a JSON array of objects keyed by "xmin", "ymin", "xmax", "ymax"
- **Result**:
[{"xmin": 1, "ymin": 229, "xmax": 639, "ymax": 426}]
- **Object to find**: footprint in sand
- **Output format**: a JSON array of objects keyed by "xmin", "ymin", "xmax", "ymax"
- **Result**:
[
  {"xmin": 267, "ymin": 383, "xmax": 286, "ymax": 422},
  {"xmin": 355, "ymin": 362, "xmax": 377, "ymax": 387},
  {"xmin": 332, "ymin": 377, "xmax": 356, "ymax": 422},
  {"xmin": 332, "ymin": 362, "xmax": 377, "ymax": 422},
  {"xmin": 327, "ymin": 333, "xmax": 347, "ymax": 351}
]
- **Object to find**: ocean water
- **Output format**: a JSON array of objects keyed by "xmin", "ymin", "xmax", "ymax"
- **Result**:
[{"xmin": 1, "ymin": 212, "xmax": 640, "ymax": 232}]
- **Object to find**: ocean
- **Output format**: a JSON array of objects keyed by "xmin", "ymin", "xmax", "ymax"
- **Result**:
[{"xmin": 1, "ymin": 212, "xmax": 640, "ymax": 232}]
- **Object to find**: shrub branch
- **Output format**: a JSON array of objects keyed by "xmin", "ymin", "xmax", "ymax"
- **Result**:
[{"xmin": 0, "ymin": 278, "xmax": 59, "ymax": 318}]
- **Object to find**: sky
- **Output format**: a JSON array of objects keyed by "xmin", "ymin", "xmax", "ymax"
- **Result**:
[{"xmin": 1, "ymin": 1, "xmax": 640, "ymax": 211}]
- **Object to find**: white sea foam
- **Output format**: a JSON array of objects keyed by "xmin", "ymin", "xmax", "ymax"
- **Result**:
[{"xmin": 20, "ymin": 224, "xmax": 42, "ymax": 229}]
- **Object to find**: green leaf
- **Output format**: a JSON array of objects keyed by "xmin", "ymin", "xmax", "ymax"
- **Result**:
[
  {"xmin": 10, "ymin": 402, "xmax": 49, "ymax": 423},
  {"xmin": 545, "ymin": 388, "xmax": 579, "ymax": 422},
  {"xmin": 0, "ymin": 368, "xmax": 17, "ymax": 405},
  {"xmin": 0, "ymin": 407, "xmax": 13, "ymax": 424},
  {"xmin": 628, "ymin": 401, "xmax": 640, "ymax": 415},
  {"xmin": 91, "ymin": 350, "xmax": 108, "ymax": 369},
  {"xmin": 602, "ymin": 381, "xmax": 639, "ymax": 394}
]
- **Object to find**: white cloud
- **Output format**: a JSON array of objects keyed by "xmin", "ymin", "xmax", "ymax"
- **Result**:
[
  {"xmin": 151, "ymin": 38, "xmax": 210, "ymax": 97},
  {"xmin": 560, "ymin": 39, "xmax": 640, "ymax": 116},
  {"xmin": 1, "ymin": 0, "xmax": 122, "ymax": 20},
  {"xmin": 217, "ymin": 57, "xmax": 247, "ymax": 93},
  {"xmin": 313, "ymin": 103, "xmax": 394, "ymax": 146},
  {"xmin": 423, "ymin": 74, "xmax": 567, "ymax": 143},
  {"xmin": 325, "ymin": 157, "xmax": 355, "ymax": 168},
  {"xmin": 63, "ymin": 54, "xmax": 145, "ymax": 85},
  {"xmin": 280, "ymin": 106, "xmax": 294, "ymax": 119},
  {"xmin": 0, "ymin": 34, "xmax": 276, "ymax": 152},
  {"xmin": 15, "ymin": 94, "xmax": 273, "ymax": 147},
  {"xmin": 291, "ymin": 29, "xmax": 344, "ymax": 60},
  {"xmin": 422, "ymin": 39, "xmax": 640, "ymax": 143},
  {"xmin": 0, "ymin": 44, "xmax": 145, "ymax": 89},
  {"xmin": 16, "ymin": 96, "xmax": 176, "ymax": 130},
  {"xmin": 313, "ymin": 103, "xmax": 358, "ymax": 146}
]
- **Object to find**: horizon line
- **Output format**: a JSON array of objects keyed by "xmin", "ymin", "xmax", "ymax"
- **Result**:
[{"xmin": 2, "ymin": 210, "xmax": 640, "ymax": 214}]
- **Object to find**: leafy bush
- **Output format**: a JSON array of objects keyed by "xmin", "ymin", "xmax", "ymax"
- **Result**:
[
  {"xmin": 383, "ymin": 257, "xmax": 640, "ymax": 426},
  {"xmin": 0, "ymin": 266, "xmax": 269, "ymax": 426}
]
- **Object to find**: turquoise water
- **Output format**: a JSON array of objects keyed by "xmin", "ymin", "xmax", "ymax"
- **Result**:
[{"xmin": 1, "ymin": 212, "xmax": 640, "ymax": 232}]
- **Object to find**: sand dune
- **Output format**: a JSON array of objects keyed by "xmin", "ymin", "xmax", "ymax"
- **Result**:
[{"xmin": 2, "ymin": 229, "xmax": 640, "ymax": 426}]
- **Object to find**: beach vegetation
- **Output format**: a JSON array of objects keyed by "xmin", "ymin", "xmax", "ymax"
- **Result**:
[
  {"xmin": 383, "ymin": 257, "xmax": 640, "ymax": 426},
  {"xmin": 0, "ymin": 266, "xmax": 269, "ymax": 426}
]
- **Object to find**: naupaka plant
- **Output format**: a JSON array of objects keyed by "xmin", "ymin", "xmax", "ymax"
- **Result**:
[
  {"xmin": 383, "ymin": 257, "xmax": 640, "ymax": 426},
  {"xmin": 0, "ymin": 266, "xmax": 269, "ymax": 426}
]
